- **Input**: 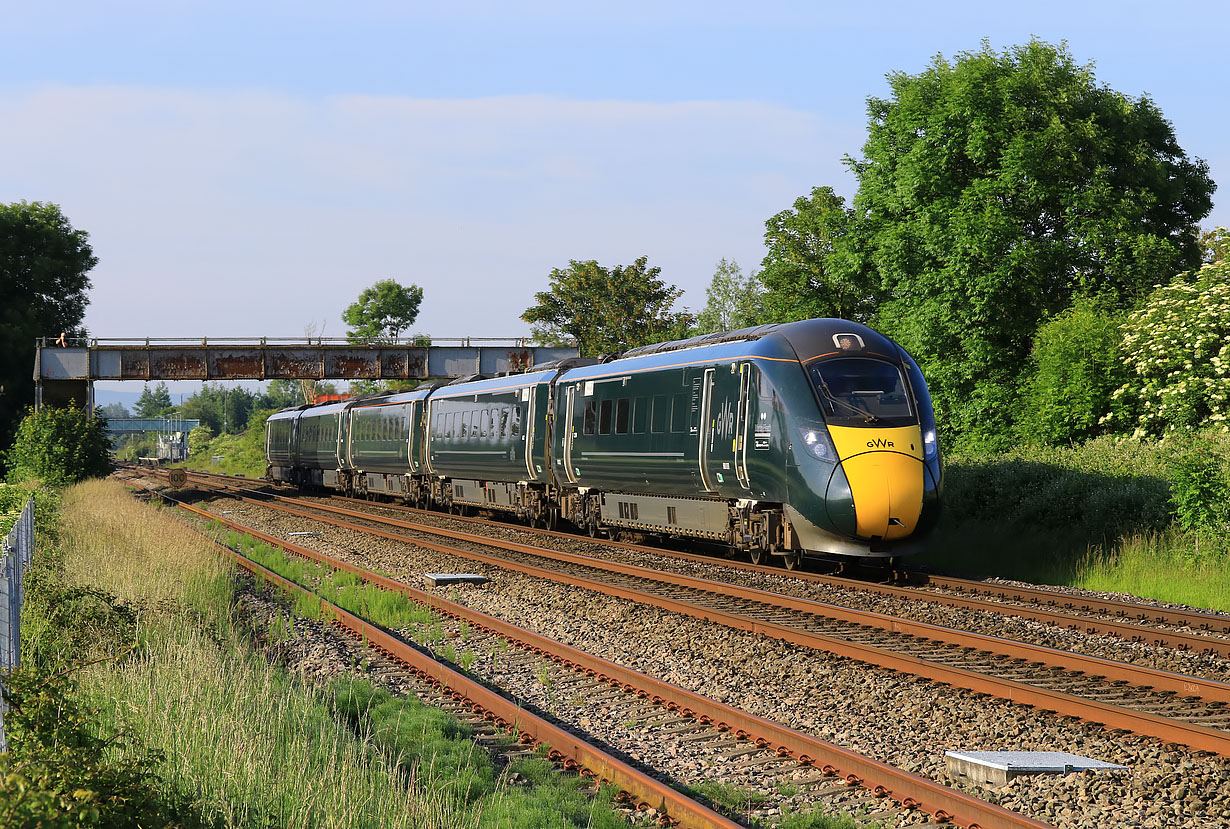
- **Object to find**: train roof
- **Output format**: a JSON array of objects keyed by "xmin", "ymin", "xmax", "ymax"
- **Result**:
[{"xmin": 428, "ymin": 367, "xmax": 559, "ymax": 400}]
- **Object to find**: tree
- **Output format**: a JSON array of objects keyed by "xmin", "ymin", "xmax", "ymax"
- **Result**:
[
  {"xmin": 98, "ymin": 402, "xmax": 130, "ymax": 419},
  {"xmin": 522, "ymin": 257, "xmax": 693, "ymax": 357},
  {"xmin": 4, "ymin": 404, "xmax": 111, "ymax": 486},
  {"xmin": 1106, "ymin": 261, "xmax": 1230, "ymax": 436},
  {"xmin": 262, "ymin": 379, "xmax": 303, "ymax": 410},
  {"xmin": 342, "ymin": 279, "xmax": 424, "ymax": 342},
  {"xmin": 847, "ymin": 39, "xmax": 1215, "ymax": 443},
  {"xmin": 1016, "ymin": 296, "xmax": 1129, "ymax": 446},
  {"xmin": 0, "ymin": 202, "xmax": 97, "ymax": 456},
  {"xmin": 695, "ymin": 259, "xmax": 764, "ymax": 334},
  {"xmin": 757, "ymin": 187, "xmax": 876, "ymax": 323},
  {"xmin": 1200, "ymin": 227, "xmax": 1230, "ymax": 264},
  {"xmin": 133, "ymin": 382, "xmax": 174, "ymax": 418}
]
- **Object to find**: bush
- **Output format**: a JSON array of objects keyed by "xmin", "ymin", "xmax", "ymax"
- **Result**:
[
  {"xmin": 1108, "ymin": 261, "xmax": 1230, "ymax": 435},
  {"xmin": 0, "ymin": 668, "xmax": 179, "ymax": 827},
  {"xmin": 4, "ymin": 405, "xmax": 111, "ymax": 486},
  {"xmin": 186, "ymin": 424, "xmax": 213, "ymax": 455},
  {"xmin": 1017, "ymin": 296, "xmax": 1128, "ymax": 445}
]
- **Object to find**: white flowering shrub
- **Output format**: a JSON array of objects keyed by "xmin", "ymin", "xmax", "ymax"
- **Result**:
[{"xmin": 1108, "ymin": 262, "xmax": 1230, "ymax": 435}]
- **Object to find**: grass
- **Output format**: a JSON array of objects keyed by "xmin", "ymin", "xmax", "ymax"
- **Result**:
[
  {"xmin": 919, "ymin": 427, "xmax": 1230, "ymax": 612},
  {"xmin": 15, "ymin": 479, "xmax": 628, "ymax": 828}
]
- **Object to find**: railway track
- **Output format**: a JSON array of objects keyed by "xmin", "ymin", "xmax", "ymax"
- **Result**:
[
  {"xmin": 134, "ymin": 467, "xmax": 1230, "ymax": 757},
  {"xmin": 158, "ymin": 466, "xmax": 1230, "ymax": 660},
  {"xmin": 128, "ymin": 477, "xmax": 1051, "ymax": 829}
]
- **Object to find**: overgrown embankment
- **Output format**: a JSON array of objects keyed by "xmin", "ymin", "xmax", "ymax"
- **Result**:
[
  {"xmin": 922, "ymin": 428, "xmax": 1230, "ymax": 611},
  {"xmin": 0, "ymin": 480, "xmax": 626, "ymax": 827}
]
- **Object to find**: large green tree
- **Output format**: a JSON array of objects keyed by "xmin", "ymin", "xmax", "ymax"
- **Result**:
[
  {"xmin": 0, "ymin": 202, "xmax": 96, "ymax": 453},
  {"xmin": 522, "ymin": 256, "xmax": 693, "ymax": 356},
  {"xmin": 848, "ymin": 40, "xmax": 1214, "ymax": 442},
  {"xmin": 757, "ymin": 186, "xmax": 876, "ymax": 323},
  {"xmin": 342, "ymin": 279, "xmax": 424, "ymax": 342}
]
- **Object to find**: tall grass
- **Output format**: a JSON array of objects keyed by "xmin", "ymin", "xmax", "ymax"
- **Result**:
[
  {"xmin": 48, "ymin": 480, "xmax": 625, "ymax": 828},
  {"xmin": 923, "ymin": 428, "xmax": 1230, "ymax": 612}
]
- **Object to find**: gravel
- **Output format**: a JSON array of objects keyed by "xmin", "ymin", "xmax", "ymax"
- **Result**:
[{"xmin": 144, "ymin": 479, "xmax": 1230, "ymax": 828}]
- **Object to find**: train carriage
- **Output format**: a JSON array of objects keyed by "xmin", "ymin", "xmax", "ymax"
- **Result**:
[
  {"xmin": 423, "ymin": 368, "xmax": 562, "ymax": 523},
  {"xmin": 265, "ymin": 318, "xmax": 942, "ymax": 565}
]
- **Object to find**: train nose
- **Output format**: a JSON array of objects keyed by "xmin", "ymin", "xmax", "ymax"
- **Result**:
[
  {"xmin": 825, "ymin": 426, "xmax": 925, "ymax": 541},
  {"xmin": 833, "ymin": 451, "xmax": 923, "ymax": 540}
]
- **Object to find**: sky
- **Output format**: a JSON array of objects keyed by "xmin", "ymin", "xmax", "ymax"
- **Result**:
[{"xmin": 3, "ymin": 0, "xmax": 1228, "ymax": 396}]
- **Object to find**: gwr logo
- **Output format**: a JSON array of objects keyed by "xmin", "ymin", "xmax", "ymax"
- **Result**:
[{"xmin": 866, "ymin": 438, "xmax": 895, "ymax": 448}]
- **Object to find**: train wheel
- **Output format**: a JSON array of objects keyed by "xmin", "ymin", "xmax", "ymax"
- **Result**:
[
  {"xmin": 748, "ymin": 545, "xmax": 768, "ymax": 566},
  {"xmin": 545, "ymin": 508, "xmax": 559, "ymax": 532},
  {"xmin": 587, "ymin": 518, "xmax": 600, "ymax": 538},
  {"xmin": 782, "ymin": 549, "xmax": 803, "ymax": 571}
]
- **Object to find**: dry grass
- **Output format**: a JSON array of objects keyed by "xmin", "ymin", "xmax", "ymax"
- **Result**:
[{"xmin": 58, "ymin": 480, "xmax": 479, "ymax": 828}]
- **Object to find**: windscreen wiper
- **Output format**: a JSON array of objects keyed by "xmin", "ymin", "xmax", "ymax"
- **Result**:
[{"xmin": 818, "ymin": 381, "xmax": 879, "ymax": 424}]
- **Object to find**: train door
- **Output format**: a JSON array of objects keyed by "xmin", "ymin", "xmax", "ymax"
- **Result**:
[
  {"xmin": 698, "ymin": 368, "xmax": 716, "ymax": 491},
  {"xmin": 522, "ymin": 386, "xmax": 537, "ymax": 480},
  {"xmin": 700, "ymin": 363, "xmax": 753, "ymax": 493},
  {"xmin": 562, "ymin": 384, "xmax": 579, "ymax": 483},
  {"xmin": 734, "ymin": 363, "xmax": 752, "ymax": 488}
]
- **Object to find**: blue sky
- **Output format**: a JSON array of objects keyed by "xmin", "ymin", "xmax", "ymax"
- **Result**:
[{"xmin": 3, "ymin": 0, "xmax": 1227, "ymax": 363}]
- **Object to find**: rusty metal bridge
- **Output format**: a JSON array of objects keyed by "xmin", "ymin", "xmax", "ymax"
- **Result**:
[{"xmin": 34, "ymin": 336, "xmax": 578, "ymax": 411}]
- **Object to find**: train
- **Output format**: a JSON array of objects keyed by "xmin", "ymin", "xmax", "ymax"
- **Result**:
[{"xmin": 265, "ymin": 318, "xmax": 943, "ymax": 566}]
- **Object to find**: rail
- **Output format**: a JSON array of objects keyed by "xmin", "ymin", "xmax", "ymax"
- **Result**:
[{"xmin": 131, "ymin": 478, "xmax": 1052, "ymax": 829}]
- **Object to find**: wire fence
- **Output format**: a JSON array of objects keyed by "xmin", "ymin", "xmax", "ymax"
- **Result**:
[{"xmin": 0, "ymin": 497, "xmax": 35, "ymax": 753}]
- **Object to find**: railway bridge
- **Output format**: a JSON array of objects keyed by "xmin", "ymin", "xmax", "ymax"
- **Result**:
[{"xmin": 33, "ymin": 336, "xmax": 578, "ymax": 411}]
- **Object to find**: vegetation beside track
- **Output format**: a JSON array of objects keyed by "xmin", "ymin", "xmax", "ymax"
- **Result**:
[
  {"xmin": 924, "ymin": 427, "xmax": 1230, "ymax": 611},
  {"xmin": 1, "ymin": 479, "xmax": 632, "ymax": 827}
]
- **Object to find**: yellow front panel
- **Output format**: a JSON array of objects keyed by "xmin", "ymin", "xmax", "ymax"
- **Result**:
[{"xmin": 828, "ymin": 425, "xmax": 924, "ymax": 540}]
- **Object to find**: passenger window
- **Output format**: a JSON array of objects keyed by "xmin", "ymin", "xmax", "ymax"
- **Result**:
[
  {"xmin": 632, "ymin": 397, "xmax": 647, "ymax": 434},
  {"xmin": 480, "ymin": 409, "xmax": 489, "ymax": 438},
  {"xmin": 583, "ymin": 400, "xmax": 597, "ymax": 435},
  {"xmin": 599, "ymin": 399, "xmax": 613, "ymax": 435},
  {"xmin": 511, "ymin": 406, "xmax": 522, "ymax": 436},
  {"xmin": 499, "ymin": 407, "xmax": 509, "ymax": 437},
  {"xmin": 670, "ymin": 394, "xmax": 686, "ymax": 433},
  {"xmin": 434, "ymin": 414, "xmax": 442, "ymax": 437},
  {"xmin": 650, "ymin": 395, "xmax": 668, "ymax": 433},
  {"xmin": 615, "ymin": 399, "xmax": 630, "ymax": 434},
  {"xmin": 459, "ymin": 412, "xmax": 469, "ymax": 438}
]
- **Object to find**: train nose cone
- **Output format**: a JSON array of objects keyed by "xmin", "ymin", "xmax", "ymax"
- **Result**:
[
  {"xmin": 826, "ymin": 426, "xmax": 925, "ymax": 541},
  {"xmin": 835, "ymin": 451, "xmax": 923, "ymax": 540}
]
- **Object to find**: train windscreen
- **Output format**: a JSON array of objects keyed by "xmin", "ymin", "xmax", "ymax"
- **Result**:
[{"xmin": 808, "ymin": 358, "xmax": 915, "ymax": 427}]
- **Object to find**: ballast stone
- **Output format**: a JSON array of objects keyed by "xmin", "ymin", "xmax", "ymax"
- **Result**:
[
  {"xmin": 423, "ymin": 573, "xmax": 490, "ymax": 587},
  {"xmin": 945, "ymin": 750, "xmax": 1128, "ymax": 787}
]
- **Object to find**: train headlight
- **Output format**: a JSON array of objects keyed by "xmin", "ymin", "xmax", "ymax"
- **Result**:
[
  {"xmin": 923, "ymin": 428, "xmax": 937, "ymax": 460},
  {"xmin": 798, "ymin": 425, "xmax": 837, "ymax": 462}
]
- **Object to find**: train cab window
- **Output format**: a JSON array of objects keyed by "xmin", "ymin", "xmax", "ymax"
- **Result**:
[
  {"xmin": 650, "ymin": 395, "xmax": 668, "ymax": 433},
  {"xmin": 670, "ymin": 394, "xmax": 687, "ymax": 433},
  {"xmin": 598, "ymin": 399, "xmax": 613, "ymax": 435},
  {"xmin": 809, "ymin": 358, "xmax": 914, "ymax": 427},
  {"xmin": 632, "ymin": 397, "xmax": 647, "ymax": 434},
  {"xmin": 583, "ymin": 400, "xmax": 597, "ymax": 435},
  {"xmin": 615, "ymin": 399, "xmax": 630, "ymax": 434}
]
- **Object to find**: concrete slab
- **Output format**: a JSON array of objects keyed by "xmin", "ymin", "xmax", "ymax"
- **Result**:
[
  {"xmin": 424, "ymin": 573, "xmax": 490, "ymax": 587},
  {"xmin": 945, "ymin": 751, "xmax": 1128, "ymax": 787}
]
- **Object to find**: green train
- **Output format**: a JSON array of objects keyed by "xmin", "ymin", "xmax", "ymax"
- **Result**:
[{"xmin": 266, "ymin": 319, "xmax": 943, "ymax": 566}]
